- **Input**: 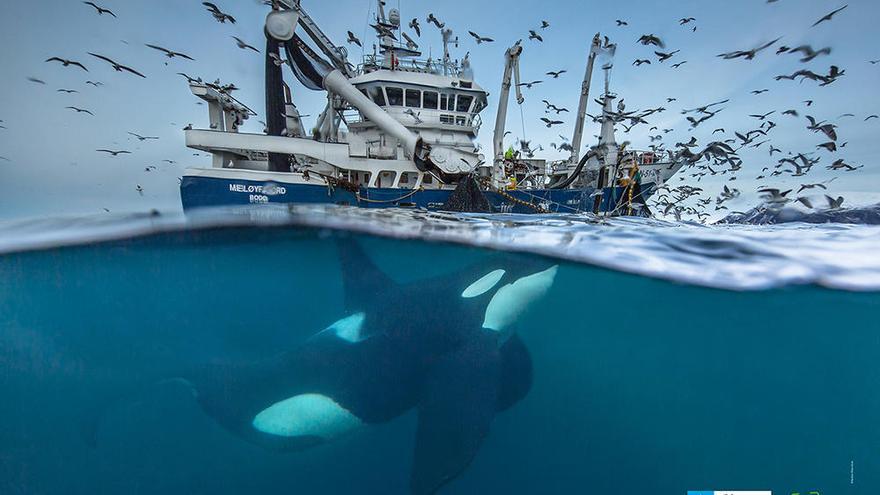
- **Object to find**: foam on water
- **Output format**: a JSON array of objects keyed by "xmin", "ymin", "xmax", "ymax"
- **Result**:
[{"xmin": 1, "ymin": 205, "xmax": 877, "ymax": 292}]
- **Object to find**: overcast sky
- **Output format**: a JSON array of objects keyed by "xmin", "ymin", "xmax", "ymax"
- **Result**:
[{"xmin": 0, "ymin": 0, "xmax": 878, "ymax": 221}]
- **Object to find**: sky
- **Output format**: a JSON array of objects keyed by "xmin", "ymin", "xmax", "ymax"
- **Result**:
[{"xmin": 0, "ymin": 0, "xmax": 878, "ymax": 221}]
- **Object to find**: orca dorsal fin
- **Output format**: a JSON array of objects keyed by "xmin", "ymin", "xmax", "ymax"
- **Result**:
[{"xmin": 336, "ymin": 238, "xmax": 397, "ymax": 312}]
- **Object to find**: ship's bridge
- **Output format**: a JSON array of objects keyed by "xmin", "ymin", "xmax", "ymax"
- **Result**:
[{"xmin": 346, "ymin": 69, "xmax": 488, "ymax": 139}]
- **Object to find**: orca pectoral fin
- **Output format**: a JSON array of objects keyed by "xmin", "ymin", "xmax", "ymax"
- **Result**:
[
  {"xmin": 410, "ymin": 332, "xmax": 501, "ymax": 495},
  {"xmin": 497, "ymin": 333, "xmax": 533, "ymax": 412}
]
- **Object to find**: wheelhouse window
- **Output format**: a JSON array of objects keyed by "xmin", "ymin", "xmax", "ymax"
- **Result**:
[
  {"xmin": 440, "ymin": 93, "xmax": 453, "ymax": 111},
  {"xmin": 405, "ymin": 89, "xmax": 421, "ymax": 108},
  {"xmin": 386, "ymin": 87, "xmax": 403, "ymax": 106},
  {"xmin": 423, "ymin": 91, "xmax": 439, "ymax": 110},
  {"xmin": 473, "ymin": 98, "xmax": 487, "ymax": 114},
  {"xmin": 368, "ymin": 86, "xmax": 386, "ymax": 106},
  {"xmin": 456, "ymin": 95, "xmax": 474, "ymax": 113}
]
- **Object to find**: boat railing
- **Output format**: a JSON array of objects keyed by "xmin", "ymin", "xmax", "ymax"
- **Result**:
[{"xmin": 358, "ymin": 55, "xmax": 461, "ymax": 77}]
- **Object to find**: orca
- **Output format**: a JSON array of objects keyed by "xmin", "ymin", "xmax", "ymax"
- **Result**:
[{"xmin": 94, "ymin": 240, "xmax": 558, "ymax": 494}]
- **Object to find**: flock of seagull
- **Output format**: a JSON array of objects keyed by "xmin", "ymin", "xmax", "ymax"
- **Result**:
[{"xmin": 1, "ymin": 1, "xmax": 877, "ymax": 220}]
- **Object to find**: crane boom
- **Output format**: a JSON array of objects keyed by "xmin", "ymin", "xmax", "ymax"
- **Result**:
[
  {"xmin": 570, "ymin": 33, "xmax": 602, "ymax": 165},
  {"xmin": 274, "ymin": 0, "xmax": 355, "ymax": 78},
  {"xmin": 492, "ymin": 41, "xmax": 524, "ymax": 185}
]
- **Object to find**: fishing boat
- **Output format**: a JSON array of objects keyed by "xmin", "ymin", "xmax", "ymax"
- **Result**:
[{"xmin": 180, "ymin": 0, "xmax": 684, "ymax": 215}]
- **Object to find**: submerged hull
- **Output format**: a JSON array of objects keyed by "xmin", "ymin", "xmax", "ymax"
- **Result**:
[{"xmin": 180, "ymin": 170, "xmax": 656, "ymax": 215}]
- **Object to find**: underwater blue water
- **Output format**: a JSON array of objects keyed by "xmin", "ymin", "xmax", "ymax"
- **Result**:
[{"xmin": 0, "ymin": 206, "xmax": 878, "ymax": 494}]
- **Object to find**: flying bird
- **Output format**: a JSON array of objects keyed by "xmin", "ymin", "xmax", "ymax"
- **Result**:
[
  {"xmin": 788, "ymin": 45, "xmax": 831, "ymax": 62},
  {"xmin": 347, "ymin": 31, "xmax": 362, "ymax": 47},
  {"xmin": 638, "ymin": 34, "xmax": 665, "ymax": 48},
  {"xmin": 545, "ymin": 70, "xmax": 567, "ymax": 78},
  {"xmin": 202, "ymin": 2, "xmax": 236, "ymax": 24},
  {"xmin": 86, "ymin": 80, "xmax": 103, "ymax": 87},
  {"xmin": 517, "ymin": 80, "xmax": 543, "ymax": 89},
  {"xmin": 528, "ymin": 30, "xmax": 543, "ymax": 42},
  {"xmin": 717, "ymin": 38, "xmax": 781, "ymax": 60},
  {"xmin": 96, "ymin": 149, "xmax": 132, "ymax": 156},
  {"xmin": 426, "ymin": 13, "xmax": 444, "ymax": 29},
  {"xmin": 633, "ymin": 59, "xmax": 651, "ymax": 66},
  {"xmin": 145, "ymin": 44, "xmax": 195, "ymax": 60},
  {"xmin": 66, "ymin": 106, "xmax": 94, "ymax": 115},
  {"xmin": 616, "ymin": 20, "xmax": 628, "ymax": 27},
  {"xmin": 27, "ymin": 77, "xmax": 46, "ymax": 85},
  {"xmin": 409, "ymin": 18, "xmax": 421, "ymax": 37},
  {"xmin": 540, "ymin": 117, "xmax": 563, "ymax": 128},
  {"xmin": 812, "ymin": 5, "xmax": 848, "ymax": 27},
  {"xmin": 654, "ymin": 50, "xmax": 680, "ymax": 62},
  {"xmin": 468, "ymin": 31, "xmax": 494, "ymax": 44},
  {"xmin": 128, "ymin": 132, "xmax": 159, "ymax": 141},
  {"xmin": 57, "ymin": 89, "xmax": 79, "ymax": 94},
  {"xmin": 46, "ymin": 57, "xmax": 88, "ymax": 71},
  {"xmin": 82, "ymin": 2, "xmax": 116, "ymax": 17},
  {"xmin": 232, "ymin": 36, "xmax": 259, "ymax": 53},
  {"xmin": 88, "ymin": 53, "xmax": 146, "ymax": 78},
  {"xmin": 540, "ymin": 20, "xmax": 550, "ymax": 29}
]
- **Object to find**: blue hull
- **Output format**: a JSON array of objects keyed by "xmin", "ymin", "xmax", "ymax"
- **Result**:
[{"xmin": 180, "ymin": 175, "xmax": 655, "ymax": 215}]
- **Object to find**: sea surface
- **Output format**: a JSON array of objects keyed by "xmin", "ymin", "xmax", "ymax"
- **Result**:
[{"xmin": 0, "ymin": 205, "xmax": 878, "ymax": 495}]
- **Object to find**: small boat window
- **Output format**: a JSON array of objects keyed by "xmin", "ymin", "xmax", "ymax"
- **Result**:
[
  {"xmin": 455, "ymin": 116, "xmax": 466, "ymax": 126},
  {"xmin": 386, "ymin": 87, "xmax": 404, "ymax": 106},
  {"xmin": 405, "ymin": 89, "xmax": 421, "ymax": 108},
  {"xmin": 456, "ymin": 95, "xmax": 474, "ymax": 113},
  {"xmin": 368, "ymin": 86, "xmax": 386, "ymax": 106},
  {"xmin": 440, "ymin": 115, "xmax": 455, "ymax": 125},
  {"xmin": 423, "ymin": 91, "xmax": 439, "ymax": 109}
]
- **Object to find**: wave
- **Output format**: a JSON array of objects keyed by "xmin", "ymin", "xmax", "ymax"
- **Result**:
[
  {"xmin": 719, "ymin": 203, "xmax": 880, "ymax": 225},
  {"xmin": 1, "ymin": 205, "xmax": 879, "ymax": 292}
]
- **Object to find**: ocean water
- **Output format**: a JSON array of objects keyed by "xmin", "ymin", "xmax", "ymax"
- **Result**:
[{"xmin": 0, "ymin": 206, "xmax": 878, "ymax": 495}]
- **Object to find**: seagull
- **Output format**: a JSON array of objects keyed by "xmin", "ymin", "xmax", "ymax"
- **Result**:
[
  {"xmin": 82, "ymin": 2, "xmax": 116, "ymax": 17},
  {"xmin": 409, "ymin": 18, "xmax": 421, "ymax": 37},
  {"xmin": 528, "ymin": 30, "xmax": 543, "ymax": 42},
  {"xmin": 823, "ymin": 195, "xmax": 845, "ymax": 210},
  {"xmin": 66, "ymin": 106, "xmax": 94, "ymax": 115},
  {"xmin": 616, "ymin": 20, "xmax": 628, "ymax": 27},
  {"xmin": 401, "ymin": 32, "xmax": 419, "ymax": 50},
  {"xmin": 57, "ymin": 89, "xmax": 79, "ymax": 94},
  {"xmin": 27, "ymin": 77, "xmax": 46, "ymax": 85},
  {"xmin": 403, "ymin": 108, "xmax": 423, "ymax": 124},
  {"xmin": 798, "ymin": 182, "xmax": 829, "ymax": 193},
  {"xmin": 866, "ymin": 115, "xmax": 879, "ymax": 121},
  {"xmin": 45, "ymin": 57, "xmax": 88, "ymax": 71},
  {"xmin": 203, "ymin": 2, "xmax": 236, "ymax": 24},
  {"xmin": 638, "ymin": 34, "xmax": 665, "ymax": 47},
  {"xmin": 232, "ymin": 36, "xmax": 259, "ymax": 53},
  {"xmin": 540, "ymin": 117, "xmax": 563, "ymax": 128},
  {"xmin": 346, "ymin": 31, "xmax": 362, "ymax": 47},
  {"xmin": 88, "ymin": 53, "xmax": 146, "ymax": 78},
  {"xmin": 468, "ymin": 31, "xmax": 494, "ymax": 44},
  {"xmin": 176, "ymin": 72, "xmax": 202, "ymax": 84},
  {"xmin": 718, "ymin": 38, "xmax": 781, "ymax": 60},
  {"xmin": 749, "ymin": 111, "xmax": 775, "ymax": 120},
  {"xmin": 654, "ymin": 50, "xmax": 680, "ymax": 62},
  {"xmin": 679, "ymin": 17, "xmax": 696, "ymax": 25},
  {"xmin": 816, "ymin": 141, "xmax": 837, "ymax": 152},
  {"xmin": 633, "ymin": 59, "xmax": 651, "ymax": 66},
  {"xmin": 751, "ymin": 89, "xmax": 770, "ymax": 95},
  {"xmin": 545, "ymin": 70, "xmax": 566, "ymax": 78},
  {"xmin": 128, "ymin": 132, "xmax": 159, "ymax": 141},
  {"xmin": 671, "ymin": 61, "xmax": 688, "ymax": 69},
  {"xmin": 788, "ymin": 45, "xmax": 831, "ymax": 62},
  {"xmin": 86, "ymin": 80, "xmax": 103, "ymax": 87},
  {"xmin": 517, "ymin": 80, "xmax": 543, "ymax": 89},
  {"xmin": 812, "ymin": 5, "xmax": 848, "ymax": 27},
  {"xmin": 145, "ymin": 44, "xmax": 195, "ymax": 60},
  {"xmin": 136, "ymin": 185, "xmax": 144, "ymax": 196},
  {"xmin": 426, "ymin": 13, "xmax": 444, "ymax": 29},
  {"xmin": 96, "ymin": 149, "xmax": 131, "ymax": 156}
]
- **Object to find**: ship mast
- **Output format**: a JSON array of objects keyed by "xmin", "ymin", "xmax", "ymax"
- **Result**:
[{"xmin": 569, "ymin": 33, "xmax": 602, "ymax": 165}]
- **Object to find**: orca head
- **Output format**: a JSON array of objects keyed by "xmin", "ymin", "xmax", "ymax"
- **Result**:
[{"xmin": 479, "ymin": 265, "xmax": 559, "ymax": 338}]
